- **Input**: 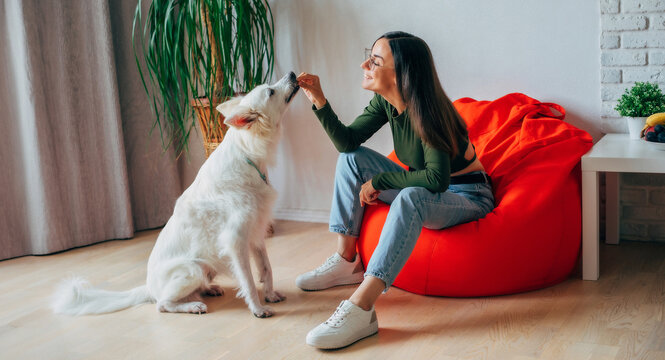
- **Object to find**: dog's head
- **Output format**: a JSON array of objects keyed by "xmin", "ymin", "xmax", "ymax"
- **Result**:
[{"xmin": 215, "ymin": 72, "xmax": 299, "ymax": 137}]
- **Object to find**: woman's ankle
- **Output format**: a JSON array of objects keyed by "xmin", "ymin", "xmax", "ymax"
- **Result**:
[
  {"xmin": 348, "ymin": 276, "xmax": 385, "ymax": 311},
  {"xmin": 338, "ymin": 250, "xmax": 357, "ymax": 262},
  {"xmin": 348, "ymin": 297, "xmax": 372, "ymax": 311},
  {"xmin": 337, "ymin": 235, "xmax": 358, "ymax": 262}
]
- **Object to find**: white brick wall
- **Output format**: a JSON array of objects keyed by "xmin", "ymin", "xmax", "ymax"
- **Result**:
[
  {"xmin": 620, "ymin": 174, "xmax": 665, "ymax": 241},
  {"xmin": 600, "ymin": 0, "xmax": 665, "ymax": 243}
]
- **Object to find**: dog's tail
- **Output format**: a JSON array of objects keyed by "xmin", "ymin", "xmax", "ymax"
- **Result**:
[{"xmin": 51, "ymin": 277, "xmax": 152, "ymax": 316}]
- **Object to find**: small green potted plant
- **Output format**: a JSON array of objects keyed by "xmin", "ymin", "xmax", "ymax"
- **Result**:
[{"xmin": 614, "ymin": 82, "xmax": 665, "ymax": 139}]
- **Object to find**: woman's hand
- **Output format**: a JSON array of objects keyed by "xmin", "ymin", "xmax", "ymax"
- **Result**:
[
  {"xmin": 359, "ymin": 179, "xmax": 380, "ymax": 207},
  {"xmin": 297, "ymin": 72, "xmax": 327, "ymax": 109}
]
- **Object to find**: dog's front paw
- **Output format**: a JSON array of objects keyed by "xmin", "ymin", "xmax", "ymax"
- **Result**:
[
  {"xmin": 265, "ymin": 290, "xmax": 286, "ymax": 303},
  {"xmin": 253, "ymin": 306, "xmax": 275, "ymax": 318}
]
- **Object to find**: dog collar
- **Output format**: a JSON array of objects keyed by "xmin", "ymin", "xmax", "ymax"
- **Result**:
[{"xmin": 245, "ymin": 157, "xmax": 267, "ymax": 184}]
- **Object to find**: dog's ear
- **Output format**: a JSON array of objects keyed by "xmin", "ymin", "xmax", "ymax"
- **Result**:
[
  {"xmin": 224, "ymin": 108, "xmax": 259, "ymax": 129},
  {"xmin": 215, "ymin": 96, "xmax": 244, "ymax": 117}
]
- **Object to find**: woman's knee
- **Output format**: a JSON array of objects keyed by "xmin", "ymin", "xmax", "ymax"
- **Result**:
[
  {"xmin": 335, "ymin": 147, "xmax": 371, "ymax": 173},
  {"xmin": 337, "ymin": 146, "xmax": 370, "ymax": 163},
  {"xmin": 394, "ymin": 187, "xmax": 427, "ymax": 205},
  {"xmin": 390, "ymin": 187, "xmax": 428, "ymax": 217}
]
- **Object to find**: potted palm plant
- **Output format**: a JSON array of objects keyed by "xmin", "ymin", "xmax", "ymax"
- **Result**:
[{"xmin": 132, "ymin": 0, "xmax": 275, "ymax": 157}]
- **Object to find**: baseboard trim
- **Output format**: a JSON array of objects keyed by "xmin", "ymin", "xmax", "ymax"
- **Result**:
[{"xmin": 273, "ymin": 208, "xmax": 329, "ymax": 223}]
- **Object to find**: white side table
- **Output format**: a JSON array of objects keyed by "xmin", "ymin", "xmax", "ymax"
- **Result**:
[{"xmin": 581, "ymin": 133, "xmax": 665, "ymax": 280}]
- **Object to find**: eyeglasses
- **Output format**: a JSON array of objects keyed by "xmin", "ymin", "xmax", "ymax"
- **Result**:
[{"xmin": 364, "ymin": 48, "xmax": 393, "ymax": 70}]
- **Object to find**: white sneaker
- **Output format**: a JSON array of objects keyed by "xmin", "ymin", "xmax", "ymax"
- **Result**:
[
  {"xmin": 296, "ymin": 253, "xmax": 364, "ymax": 291},
  {"xmin": 306, "ymin": 300, "xmax": 379, "ymax": 349}
]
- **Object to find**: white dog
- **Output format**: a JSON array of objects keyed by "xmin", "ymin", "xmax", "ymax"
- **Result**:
[{"xmin": 52, "ymin": 72, "xmax": 300, "ymax": 318}]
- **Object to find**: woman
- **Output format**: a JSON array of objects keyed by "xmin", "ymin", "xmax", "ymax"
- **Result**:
[{"xmin": 296, "ymin": 31, "xmax": 495, "ymax": 349}]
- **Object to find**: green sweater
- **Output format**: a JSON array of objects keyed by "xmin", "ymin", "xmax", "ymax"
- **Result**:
[{"xmin": 313, "ymin": 94, "xmax": 472, "ymax": 193}]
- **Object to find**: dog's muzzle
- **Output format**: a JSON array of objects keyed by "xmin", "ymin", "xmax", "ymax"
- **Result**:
[{"xmin": 285, "ymin": 71, "xmax": 299, "ymax": 103}]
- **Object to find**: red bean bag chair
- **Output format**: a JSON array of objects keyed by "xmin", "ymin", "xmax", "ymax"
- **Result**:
[{"xmin": 357, "ymin": 93, "xmax": 593, "ymax": 297}]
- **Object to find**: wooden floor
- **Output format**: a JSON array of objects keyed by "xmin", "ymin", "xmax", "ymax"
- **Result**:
[{"xmin": 1, "ymin": 220, "xmax": 664, "ymax": 360}]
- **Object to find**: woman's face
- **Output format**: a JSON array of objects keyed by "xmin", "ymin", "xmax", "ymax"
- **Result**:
[{"xmin": 361, "ymin": 38, "xmax": 397, "ymax": 95}]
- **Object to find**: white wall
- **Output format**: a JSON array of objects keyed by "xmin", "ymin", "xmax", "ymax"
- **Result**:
[{"xmin": 268, "ymin": 0, "xmax": 601, "ymax": 223}]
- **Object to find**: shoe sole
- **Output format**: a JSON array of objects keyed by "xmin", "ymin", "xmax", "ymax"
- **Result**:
[
  {"xmin": 296, "ymin": 273, "xmax": 364, "ymax": 291},
  {"xmin": 307, "ymin": 323, "xmax": 379, "ymax": 349},
  {"xmin": 297, "ymin": 279, "xmax": 363, "ymax": 291}
]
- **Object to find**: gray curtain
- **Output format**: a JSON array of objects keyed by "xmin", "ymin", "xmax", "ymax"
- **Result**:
[{"xmin": 0, "ymin": 0, "xmax": 205, "ymax": 260}]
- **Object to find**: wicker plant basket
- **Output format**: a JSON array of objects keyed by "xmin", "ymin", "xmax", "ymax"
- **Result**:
[{"xmin": 191, "ymin": 97, "xmax": 227, "ymax": 158}]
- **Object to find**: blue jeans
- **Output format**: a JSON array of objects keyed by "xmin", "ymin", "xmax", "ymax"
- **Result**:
[{"xmin": 329, "ymin": 146, "xmax": 495, "ymax": 291}]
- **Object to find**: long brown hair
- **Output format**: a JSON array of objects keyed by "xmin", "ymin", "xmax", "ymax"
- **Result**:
[{"xmin": 377, "ymin": 31, "xmax": 467, "ymax": 157}]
